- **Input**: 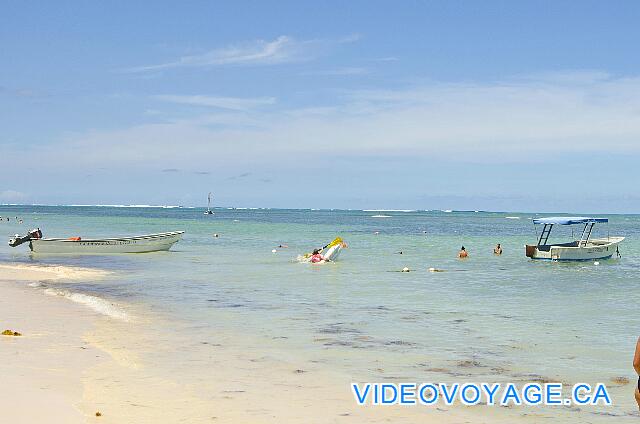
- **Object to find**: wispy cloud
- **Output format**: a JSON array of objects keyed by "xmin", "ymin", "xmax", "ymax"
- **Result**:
[
  {"xmin": 0, "ymin": 189, "xmax": 27, "ymax": 202},
  {"xmin": 8, "ymin": 71, "xmax": 640, "ymax": 170},
  {"xmin": 125, "ymin": 36, "xmax": 312, "ymax": 72},
  {"xmin": 375, "ymin": 56, "xmax": 399, "ymax": 62},
  {"xmin": 227, "ymin": 172, "xmax": 251, "ymax": 180},
  {"xmin": 338, "ymin": 33, "xmax": 363, "ymax": 43},
  {"xmin": 304, "ymin": 67, "xmax": 369, "ymax": 76},
  {"xmin": 154, "ymin": 95, "xmax": 276, "ymax": 111},
  {"xmin": 0, "ymin": 85, "xmax": 47, "ymax": 98}
]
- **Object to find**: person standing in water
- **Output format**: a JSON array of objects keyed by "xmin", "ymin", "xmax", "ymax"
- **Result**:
[
  {"xmin": 633, "ymin": 337, "xmax": 640, "ymax": 409},
  {"xmin": 494, "ymin": 243, "xmax": 502, "ymax": 255},
  {"xmin": 310, "ymin": 249, "xmax": 325, "ymax": 263},
  {"xmin": 458, "ymin": 246, "xmax": 468, "ymax": 258}
]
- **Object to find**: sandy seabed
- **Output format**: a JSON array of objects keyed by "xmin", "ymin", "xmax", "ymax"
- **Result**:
[{"xmin": 0, "ymin": 262, "xmax": 533, "ymax": 424}]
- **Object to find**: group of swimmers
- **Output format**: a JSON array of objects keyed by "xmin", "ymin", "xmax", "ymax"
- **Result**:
[
  {"xmin": 0, "ymin": 216, "xmax": 23, "ymax": 223},
  {"xmin": 457, "ymin": 243, "xmax": 502, "ymax": 258}
]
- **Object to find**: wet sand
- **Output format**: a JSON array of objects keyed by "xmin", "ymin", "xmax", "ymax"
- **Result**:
[
  {"xmin": 0, "ymin": 262, "xmax": 546, "ymax": 423},
  {"xmin": 0, "ymin": 264, "xmax": 104, "ymax": 423},
  {"xmin": 0, "ymin": 263, "xmax": 467, "ymax": 423}
]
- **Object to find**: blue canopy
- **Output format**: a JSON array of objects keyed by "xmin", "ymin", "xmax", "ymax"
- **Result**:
[{"xmin": 532, "ymin": 217, "xmax": 608, "ymax": 225}]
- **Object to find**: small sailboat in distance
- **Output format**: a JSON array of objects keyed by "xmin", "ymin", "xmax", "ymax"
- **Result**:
[{"xmin": 204, "ymin": 192, "xmax": 214, "ymax": 215}]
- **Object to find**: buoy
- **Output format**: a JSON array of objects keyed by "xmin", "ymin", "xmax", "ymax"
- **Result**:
[
  {"xmin": 594, "ymin": 261, "xmax": 599, "ymax": 266},
  {"xmin": 272, "ymin": 249, "xmax": 277, "ymax": 253},
  {"xmin": 374, "ymin": 231, "xmax": 380, "ymax": 235}
]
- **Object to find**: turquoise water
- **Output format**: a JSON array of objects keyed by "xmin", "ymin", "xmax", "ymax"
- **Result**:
[{"xmin": 1, "ymin": 205, "xmax": 639, "ymax": 421}]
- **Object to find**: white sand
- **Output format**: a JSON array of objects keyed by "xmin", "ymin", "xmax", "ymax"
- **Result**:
[{"xmin": 0, "ymin": 262, "xmax": 515, "ymax": 423}]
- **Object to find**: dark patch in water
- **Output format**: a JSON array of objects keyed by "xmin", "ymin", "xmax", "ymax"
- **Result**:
[
  {"xmin": 384, "ymin": 340, "xmax": 416, "ymax": 347},
  {"xmin": 323, "ymin": 340, "xmax": 354, "ymax": 347},
  {"xmin": 451, "ymin": 319, "xmax": 467, "ymax": 324},
  {"xmin": 400, "ymin": 316, "xmax": 418, "ymax": 321},
  {"xmin": 611, "ymin": 376, "xmax": 630, "ymax": 385},
  {"xmin": 511, "ymin": 373, "xmax": 557, "ymax": 384},
  {"xmin": 319, "ymin": 323, "xmax": 362, "ymax": 335},
  {"xmin": 456, "ymin": 359, "xmax": 483, "ymax": 368},
  {"xmin": 490, "ymin": 366, "xmax": 509, "ymax": 375}
]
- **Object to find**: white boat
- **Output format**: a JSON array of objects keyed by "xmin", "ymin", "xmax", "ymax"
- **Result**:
[
  {"xmin": 525, "ymin": 217, "xmax": 623, "ymax": 261},
  {"xmin": 204, "ymin": 192, "xmax": 214, "ymax": 215},
  {"xmin": 9, "ymin": 229, "xmax": 184, "ymax": 254}
]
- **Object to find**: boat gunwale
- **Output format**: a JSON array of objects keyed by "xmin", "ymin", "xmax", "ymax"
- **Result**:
[
  {"xmin": 540, "ymin": 236, "xmax": 625, "ymax": 250},
  {"xmin": 32, "ymin": 231, "xmax": 185, "ymax": 243}
]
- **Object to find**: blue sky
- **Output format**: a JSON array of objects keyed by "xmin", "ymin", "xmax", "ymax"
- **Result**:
[{"xmin": 1, "ymin": 1, "xmax": 639, "ymax": 212}]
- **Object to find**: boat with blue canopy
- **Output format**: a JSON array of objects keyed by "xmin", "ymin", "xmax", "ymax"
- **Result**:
[{"xmin": 525, "ymin": 217, "xmax": 623, "ymax": 261}]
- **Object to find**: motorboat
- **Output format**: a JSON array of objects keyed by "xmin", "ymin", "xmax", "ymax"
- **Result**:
[
  {"xmin": 525, "ymin": 217, "xmax": 623, "ymax": 261},
  {"xmin": 9, "ymin": 228, "xmax": 184, "ymax": 254}
]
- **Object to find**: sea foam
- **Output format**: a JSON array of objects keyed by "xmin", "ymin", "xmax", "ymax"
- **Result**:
[{"xmin": 44, "ymin": 288, "xmax": 130, "ymax": 321}]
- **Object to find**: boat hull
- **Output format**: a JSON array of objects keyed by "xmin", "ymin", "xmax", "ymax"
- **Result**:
[
  {"xmin": 526, "ymin": 237, "xmax": 624, "ymax": 261},
  {"xmin": 29, "ymin": 231, "xmax": 184, "ymax": 254}
]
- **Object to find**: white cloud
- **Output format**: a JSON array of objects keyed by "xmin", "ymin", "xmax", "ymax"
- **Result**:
[
  {"xmin": 4, "ymin": 71, "xmax": 640, "ymax": 171},
  {"xmin": 153, "ymin": 95, "xmax": 276, "ymax": 111},
  {"xmin": 0, "ymin": 190, "xmax": 27, "ymax": 202},
  {"xmin": 126, "ymin": 36, "xmax": 311, "ymax": 72},
  {"xmin": 304, "ymin": 67, "xmax": 369, "ymax": 76}
]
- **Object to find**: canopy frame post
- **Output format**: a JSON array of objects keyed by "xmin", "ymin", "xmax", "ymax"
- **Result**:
[{"xmin": 538, "ymin": 223, "xmax": 553, "ymax": 246}]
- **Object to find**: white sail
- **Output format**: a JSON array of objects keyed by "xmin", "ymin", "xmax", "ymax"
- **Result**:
[{"xmin": 205, "ymin": 192, "xmax": 214, "ymax": 215}]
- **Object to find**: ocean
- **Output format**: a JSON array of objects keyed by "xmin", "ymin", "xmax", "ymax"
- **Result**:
[{"xmin": 1, "ymin": 205, "xmax": 639, "ymax": 422}]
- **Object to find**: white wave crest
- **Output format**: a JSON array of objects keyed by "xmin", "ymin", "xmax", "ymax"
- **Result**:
[{"xmin": 44, "ymin": 288, "xmax": 129, "ymax": 321}]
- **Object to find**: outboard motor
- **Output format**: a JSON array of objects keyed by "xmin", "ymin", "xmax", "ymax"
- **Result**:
[{"xmin": 8, "ymin": 228, "xmax": 42, "ymax": 247}]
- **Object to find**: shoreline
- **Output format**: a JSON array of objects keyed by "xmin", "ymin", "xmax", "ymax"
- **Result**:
[
  {"xmin": 2, "ymin": 260, "xmax": 630, "ymax": 422},
  {"xmin": 0, "ymin": 262, "xmax": 478, "ymax": 423},
  {"xmin": 0, "ymin": 264, "xmax": 106, "ymax": 423}
]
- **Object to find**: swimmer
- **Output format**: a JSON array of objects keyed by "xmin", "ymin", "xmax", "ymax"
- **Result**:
[
  {"xmin": 310, "ymin": 249, "xmax": 325, "ymax": 264},
  {"xmin": 401, "ymin": 267, "xmax": 410, "ymax": 272},
  {"xmin": 428, "ymin": 267, "xmax": 445, "ymax": 272},
  {"xmin": 493, "ymin": 243, "xmax": 502, "ymax": 255},
  {"xmin": 458, "ymin": 246, "xmax": 468, "ymax": 259},
  {"xmin": 396, "ymin": 251, "xmax": 403, "ymax": 254},
  {"xmin": 278, "ymin": 244, "xmax": 289, "ymax": 248},
  {"xmin": 213, "ymin": 233, "xmax": 219, "ymax": 238},
  {"xmin": 634, "ymin": 337, "xmax": 640, "ymax": 409}
]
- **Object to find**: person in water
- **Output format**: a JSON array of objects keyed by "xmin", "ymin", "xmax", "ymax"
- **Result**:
[
  {"xmin": 310, "ymin": 249, "xmax": 325, "ymax": 263},
  {"xmin": 634, "ymin": 337, "xmax": 640, "ymax": 409},
  {"xmin": 494, "ymin": 243, "xmax": 502, "ymax": 255},
  {"xmin": 458, "ymin": 246, "xmax": 468, "ymax": 258}
]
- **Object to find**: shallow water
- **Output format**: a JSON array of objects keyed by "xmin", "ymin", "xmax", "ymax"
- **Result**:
[{"xmin": 1, "ymin": 206, "xmax": 639, "ymax": 421}]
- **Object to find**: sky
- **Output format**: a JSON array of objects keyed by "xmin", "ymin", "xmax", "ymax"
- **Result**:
[{"xmin": 1, "ymin": 1, "xmax": 640, "ymax": 212}]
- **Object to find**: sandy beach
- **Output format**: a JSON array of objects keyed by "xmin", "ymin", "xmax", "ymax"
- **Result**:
[
  {"xmin": 0, "ymin": 262, "xmax": 491, "ymax": 424},
  {"xmin": 2, "ymin": 254, "xmax": 636, "ymax": 423},
  {"xmin": 0, "ymin": 264, "xmax": 106, "ymax": 423}
]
